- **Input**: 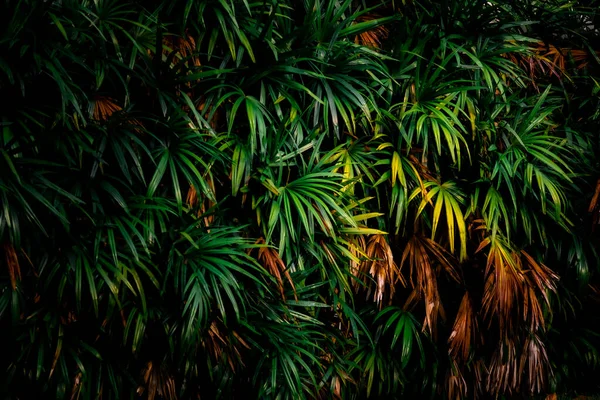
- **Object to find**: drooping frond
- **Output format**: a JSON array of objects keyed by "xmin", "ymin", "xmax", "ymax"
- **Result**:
[
  {"xmin": 137, "ymin": 361, "xmax": 177, "ymax": 400},
  {"xmin": 479, "ymin": 235, "xmax": 558, "ymax": 336},
  {"xmin": 254, "ymin": 238, "xmax": 296, "ymax": 300},
  {"xmin": 448, "ymin": 292, "xmax": 478, "ymax": 362},
  {"xmin": 2, "ymin": 243, "xmax": 20, "ymax": 290},
  {"xmin": 357, "ymin": 234, "xmax": 403, "ymax": 306},
  {"xmin": 92, "ymin": 96, "xmax": 122, "ymax": 121},
  {"xmin": 400, "ymin": 234, "xmax": 460, "ymax": 336},
  {"xmin": 353, "ymin": 14, "xmax": 389, "ymax": 49}
]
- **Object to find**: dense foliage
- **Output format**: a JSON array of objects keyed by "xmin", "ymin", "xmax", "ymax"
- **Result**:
[{"xmin": 1, "ymin": 0, "xmax": 600, "ymax": 398}]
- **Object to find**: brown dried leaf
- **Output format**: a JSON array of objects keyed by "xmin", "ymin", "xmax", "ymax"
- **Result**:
[
  {"xmin": 255, "ymin": 238, "xmax": 296, "ymax": 301},
  {"xmin": 487, "ymin": 338, "xmax": 519, "ymax": 394},
  {"xmin": 446, "ymin": 360, "xmax": 467, "ymax": 400},
  {"xmin": 137, "ymin": 361, "xmax": 177, "ymax": 400},
  {"xmin": 163, "ymin": 34, "xmax": 201, "ymax": 68},
  {"xmin": 3, "ymin": 243, "xmax": 21, "ymax": 290},
  {"xmin": 448, "ymin": 292, "xmax": 478, "ymax": 361},
  {"xmin": 521, "ymin": 250, "xmax": 559, "ymax": 311},
  {"xmin": 202, "ymin": 320, "xmax": 249, "ymax": 372},
  {"xmin": 353, "ymin": 14, "xmax": 389, "ymax": 48},
  {"xmin": 361, "ymin": 234, "xmax": 403, "ymax": 306},
  {"xmin": 481, "ymin": 237, "xmax": 524, "ymax": 335},
  {"xmin": 481, "ymin": 234, "xmax": 558, "ymax": 375},
  {"xmin": 400, "ymin": 235, "xmax": 459, "ymax": 336},
  {"xmin": 186, "ymin": 184, "xmax": 198, "ymax": 208},
  {"xmin": 92, "ymin": 96, "xmax": 122, "ymax": 121},
  {"xmin": 519, "ymin": 333, "xmax": 552, "ymax": 394},
  {"xmin": 589, "ymin": 179, "xmax": 600, "ymax": 213}
]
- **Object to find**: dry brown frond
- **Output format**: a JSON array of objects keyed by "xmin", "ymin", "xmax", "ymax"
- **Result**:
[
  {"xmin": 357, "ymin": 234, "xmax": 403, "ymax": 306},
  {"xmin": 3, "ymin": 243, "xmax": 21, "ymax": 290},
  {"xmin": 255, "ymin": 238, "xmax": 297, "ymax": 301},
  {"xmin": 70, "ymin": 372, "xmax": 82, "ymax": 400},
  {"xmin": 523, "ymin": 286, "xmax": 544, "ymax": 332},
  {"xmin": 515, "ymin": 42, "xmax": 600, "ymax": 86},
  {"xmin": 487, "ymin": 338, "xmax": 519, "ymax": 394},
  {"xmin": 589, "ymin": 179, "xmax": 600, "ymax": 229},
  {"xmin": 353, "ymin": 14, "xmax": 389, "ymax": 48},
  {"xmin": 589, "ymin": 178, "xmax": 600, "ymax": 213},
  {"xmin": 519, "ymin": 333, "xmax": 552, "ymax": 394},
  {"xmin": 521, "ymin": 250, "xmax": 559, "ymax": 329},
  {"xmin": 186, "ymin": 185, "xmax": 198, "ymax": 208},
  {"xmin": 400, "ymin": 235, "xmax": 459, "ymax": 336},
  {"xmin": 206, "ymin": 320, "xmax": 227, "ymax": 362},
  {"xmin": 163, "ymin": 34, "xmax": 201, "ymax": 68},
  {"xmin": 521, "ymin": 251, "xmax": 559, "ymax": 294},
  {"xmin": 534, "ymin": 43, "xmax": 567, "ymax": 78},
  {"xmin": 448, "ymin": 292, "xmax": 478, "ymax": 362},
  {"xmin": 92, "ymin": 96, "xmax": 122, "ymax": 121},
  {"xmin": 137, "ymin": 361, "xmax": 177, "ymax": 400},
  {"xmin": 202, "ymin": 320, "xmax": 250, "ymax": 373},
  {"xmin": 480, "ymin": 234, "xmax": 558, "ymax": 369},
  {"xmin": 479, "ymin": 237, "xmax": 524, "ymax": 335},
  {"xmin": 472, "ymin": 359, "xmax": 487, "ymax": 399},
  {"xmin": 333, "ymin": 376, "xmax": 342, "ymax": 400},
  {"xmin": 446, "ymin": 360, "xmax": 467, "ymax": 400},
  {"xmin": 505, "ymin": 43, "xmax": 565, "ymax": 90}
]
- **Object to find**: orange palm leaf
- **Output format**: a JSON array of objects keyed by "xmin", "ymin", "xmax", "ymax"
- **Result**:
[
  {"xmin": 448, "ymin": 292, "xmax": 478, "ymax": 362},
  {"xmin": 353, "ymin": 14, "xmax": 389, "ymax": 49},
  {"xmin": 400, "ymin": 235, "xmax": 459, "ymax": 336},
  {"xmin": 3, "ymin": 243, "xmax": 21, "ymax": 290}
]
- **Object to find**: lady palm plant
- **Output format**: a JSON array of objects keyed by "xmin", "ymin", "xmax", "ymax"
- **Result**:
[{"xmin": 1, "ymin": 0, "xmax": 600, "ymax": 399}]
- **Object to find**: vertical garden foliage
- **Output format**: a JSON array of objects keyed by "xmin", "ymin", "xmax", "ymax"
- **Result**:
[{"xmin": 1, "ymin": 0, "xmax": 599, "ymax": 398}]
